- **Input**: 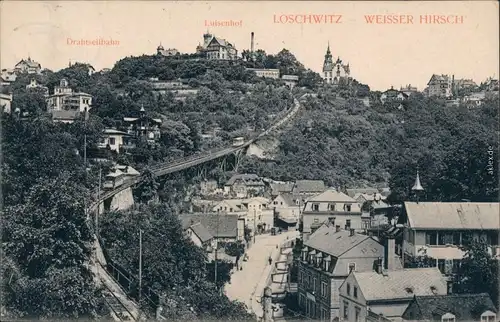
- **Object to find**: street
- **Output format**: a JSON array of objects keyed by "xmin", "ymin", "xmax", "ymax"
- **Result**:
[{"xmin": 225, "ymin": 230, "xmax": 299, "ymax": 318}]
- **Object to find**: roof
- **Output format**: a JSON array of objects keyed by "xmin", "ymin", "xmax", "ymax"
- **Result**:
[
  {"xmin": 402, "ymin": 293, "xmax": 497, "ymax": 321},
  {"xmin": 353, "ymin": 268, "xmax": 447, "ymax": 302},
  {"xmin": 51, "ymin": 110, "xmax": 79, "ymax": 120},
  {"xmin": 308, "ymin": 189, "xmax": 357, "ymax": 203},
  {"xmin": 293, "ymin": 180, "xmax": 326, "ymax": 193},
  {"xmin": 214, "ymin": 199, "xmax": 248, "ymax": 212},
  {"xmin": 346, "ymin": 188, "xmax": 379, "ymax": 198},
  {"xmin": 304, "ymin": 224, "xmax": 375, "ymax": 258},
  {"xmin": 180, "ymin": 213, "xmax": 239, "ymax": 238},
  {"xmin": 104, "ymin": 129, "xmax": 131, "ymax": 136},
  {"xmin": 370, "ymin": 200, "xmax": 391, "ymax": 210},
  {"xmin": 123, "ymin": 116, "xmax": 162, "ymax": 124},
  {"xmin": 275, "ymin": 193, "xmax": 296, "ymax": 207},
  {"xmin": 225, "ymin": 173, "xmax": 263, "ymax": 186},
  {"xmin": 270, "ymin": 183, "xmax": 294, "ymax": 195},
  {"xmin": 189, "ymin": 222, "xmax": 213, "ymax": 243},
  {"xmin": 428, "ymin": 74, "xmax": 450, "ymax": 85},
  {"xmin": 404, "ymin": 202, "xmax": 500, "ymax": 230},
  {"xmin": 106, "ymin": 169, "xmax": 125, "ymax": 178}
]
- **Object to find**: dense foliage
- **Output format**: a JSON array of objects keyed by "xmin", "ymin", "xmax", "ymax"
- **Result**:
[
  {"xmin": 1, "ymin": 115, "xmax": 105, "ymax": 318},
  {"xmin": 99, "ymin": 204, "xmax": 253, "ymax": 320},
  {"xmin": 240, "ymin": 91, "xmax": 499, "ymax": 202}
]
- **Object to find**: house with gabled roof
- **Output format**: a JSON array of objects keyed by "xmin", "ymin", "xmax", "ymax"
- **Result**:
[
  {"xmin": 181, "ymin": 213, "xmax": 245, "ymax": 244},
  {"xmin": 212, "ymin": 197, "xmax": 274, "ymax": 234},
  {"xmin": 297, "ymin": 222, "xmax": 391, "ymax": 320},
  {"xmin": 425, "ymin": 74, "xmax": 453, "ymax": 98},
  {"xmin": 272, "ymin": 192, "xmax": 301, "ymax": 228},
  {"xmin": 399, "ymin": 202, "xmax": 500, "ymax": 276},
  {"xmin": 401, "ymin": 293, "xmax": 497, "ymax": 322},
  {"xmin": 302, "ymin": 188, "xmax": 362, "ymax": 240},
  {"xmin": 198, "ymin": 32, "xmax": 238, "ymax": 60},
  {"xmin": 339, "ymin": 267, "xmax": 447, "ymax": 322},
  {"xmin": 14, "ymin": 57, "xmax": 41, "ymax": 74},
  {"xmin": 224, "ymin": 173, "xmax": 265, "ymax": 198}
]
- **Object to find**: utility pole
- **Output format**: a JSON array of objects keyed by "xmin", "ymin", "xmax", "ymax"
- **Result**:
[
  {"xmin": 253, "ymin": 208, "xmax": 256, "ymax": 244},
  {"xmin": 215, "ymin": 211, "xmax": 219, "ymax": 287},
  {"xmin": 138, "ymin": 229, "xmax": 143, "ymax": 317},
  {"xmin": 96, "ymin": 167, "xmax": 102, "ymax": 236}
]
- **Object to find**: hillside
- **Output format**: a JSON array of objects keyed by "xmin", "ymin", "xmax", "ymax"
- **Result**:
[{"xmin": 240, "ymin": 88, "xmax": 499, "ymax": 202}]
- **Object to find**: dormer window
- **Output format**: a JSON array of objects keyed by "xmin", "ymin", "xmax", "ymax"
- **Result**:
[
  {"xmin": 481, "ymin": 311, "xmax": 496, "ymax": 322},
  {"xmin": 316, "ymin": 253, "xmax": 323, "ymax": 266},
  {"xmin": 442, "ymin": 313, "xmax": 456, "ymax": 322},
  {"xmin": 324, "ymin": 256, "xmax": 331, "ymax": 271},
  {"xmin": 301, "ymin": 247, "xmax": 308, "ymax": 261},
  {"xmin": 329, "ymin": 203, "xmax": 336, "ymax": 211}
]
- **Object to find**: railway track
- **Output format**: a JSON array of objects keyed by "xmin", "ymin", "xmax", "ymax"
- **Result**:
[{"xmin": 101, "ymin": 274, "xmax": 137, "ymax": 321}]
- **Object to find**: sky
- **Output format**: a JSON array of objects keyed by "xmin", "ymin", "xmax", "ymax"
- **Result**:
[{"xmin": 1, "ymin": 1, "xmax": 498, "ymax": 91}]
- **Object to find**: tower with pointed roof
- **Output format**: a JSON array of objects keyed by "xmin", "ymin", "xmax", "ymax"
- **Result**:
[
  {"xmin": 322, "ymin": 43, "xmax": 352, "ymax": 86},
  {"xmin": 411, "ymin": 167, "xmax": 425, "ymax": 203},
  {"xmin": 322, "ymin": 42, "xmax": 334, "ymax": 84}
]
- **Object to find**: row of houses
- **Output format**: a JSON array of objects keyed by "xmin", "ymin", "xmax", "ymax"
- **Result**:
[{"xmin": 296, "ymin": 200, "xmax": 500, "ymax": 321}]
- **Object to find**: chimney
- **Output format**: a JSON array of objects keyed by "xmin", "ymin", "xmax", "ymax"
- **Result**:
[
  {"xmin": 250, "ymin": 32, "xmax": 255, "ymax": 59},
  {"xmin": 376, "ymin": 257, "xmax": 383, "ymax": 274},
  {"xmin": 335, "ymin": 225, "xmax": 340, "ymax": 232},
  {"xmin": 385, "ymin": 237, "xmax": 396, "ymax": 271},
  {"xmin": 349, "ymin": 228, "xmax": 355, "ymax": 237},
  {"xmin": 447, "ymin": 280, "xmax": 453, "ymax": 295}
]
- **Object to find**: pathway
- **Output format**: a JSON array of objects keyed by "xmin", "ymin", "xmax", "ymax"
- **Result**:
[{"xmin": 225, "ymin": 230, "xmax": 299, "ymax": 319}]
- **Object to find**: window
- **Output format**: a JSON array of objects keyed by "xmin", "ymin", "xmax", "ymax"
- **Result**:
[
  {"xmin": 442, "ymin": 313, "xmax": 456, "ymax": 322},
  {"xmin": 345, "ymin": 204, "xmax": 352, "ymax": 212},
  {"xmin": 321, "ymin": 281, "xmax": 328, "ymax": 297},
  {"xmin": 299, "ymin": 294, "xmax": 305, "ymax": 308},
  {"xmin": 354, "ymin": 286, "xmax": 358, "ymax": 298},
  {"xmin": 355, "ymin": 307, "xmax": 361, "ymax": 322},
  {"xmin": 348, "ymin": 263, "xmax": 356, "ymax": 272},
  {"xmin": 426, "ymin": 231, "xmax": 438, "ymax": 245},
  {"xmin": 347, "ymin": 283, "xmax": 351, "ymax": 296},
  {"xmin": 321, "ymin": 308, "xmax": 329, "ymax": 321},
  {"xmin": 343, "ymin": 301, "xmax": 349, "ymax": 320},
  {"xmin": 439, "ymin": 232, "xmax": 454, "ymax": 245},
  {"xmin": 314, "ymin": 218, "xmax": 319, "ymax": 223},
  {"xmin": 481, "ymin": 311, "xmax": 496, "ymax": 322},
  {"xmin": 273, "ymin": 201, "xmax": 278, "ymax": 205},
  {"xmin": 346, "ymin": 219, "xmax": 351, "ymax": 228},
  {"xmin": 313, "ymin": 204, "xmax": 319, "ymax": 211},
  {"xmin": 313, "ymin": 277, "xmax": 317, "ymax": 292},
  {"xmin": 109, "ymin": 137, "xmax": 116, "ymax": 145},
  {"xmin": 329, "ymin": 203, "xmax": 336, "ymax": 211}
]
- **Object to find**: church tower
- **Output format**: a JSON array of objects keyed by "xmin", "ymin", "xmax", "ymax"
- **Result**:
[{"xmin": 322, "ymin": 42, "xmax": 334, "ymax": 84}]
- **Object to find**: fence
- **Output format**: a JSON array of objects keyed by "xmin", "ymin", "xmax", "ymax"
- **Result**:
[{"xmin": 98, "ymin": 237, "xmax": 160, "ymax": 311}]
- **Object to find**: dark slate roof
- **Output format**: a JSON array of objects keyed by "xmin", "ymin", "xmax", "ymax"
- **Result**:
[
  {"xmin": 402, "ymin": 293, "xmax": 497, "ymax": 321},
  {"xmin": 293, "ymin": 180, "xmax": 326, "ymax": 193},
  {"xmin": 180, "ymin": 213, "xmax": 239, "ymax": 238},
  {"xmin": 189, "ymin": 222, "xmax": 213, "ymax": 243},
  {"xmin": 270, "ymin": 183, "xmax": 294, "ymax": 195},
  {"xmin": 304, "ymin": 223, "xmax": 376, "ymax": 258}
]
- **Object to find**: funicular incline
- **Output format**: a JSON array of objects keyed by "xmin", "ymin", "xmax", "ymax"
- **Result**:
[{"xmin": 88, "ymin": 97, "xmax": 301, "ymax": 319}]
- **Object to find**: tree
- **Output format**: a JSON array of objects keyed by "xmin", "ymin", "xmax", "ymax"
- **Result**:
[
  {"xmin": 456, "ymin": 240, "xmax": 499, "ymax": 305},
  {"xmin": 2, "ymin": 173, "xmax": 104, "ymax": 319},
  {"xmin": 206, "ymin": 260, "xmax": 233, "ymax": 288},
  {"xmin": 99, "ymin": 204, "xmax": 252, "ymax": 319},
  {"xmin": 136, "ymin": 168, "xmax": 160, "ymax": 204}
]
